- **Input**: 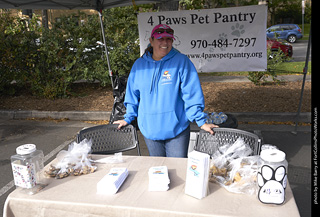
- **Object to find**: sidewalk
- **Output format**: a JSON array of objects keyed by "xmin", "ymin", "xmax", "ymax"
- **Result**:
[
  {"xmin": 0, "ymin": 74, "xmax": 311, "ymax": 123},
  {"xmin": 198, "ymin": 74, "xmax": 311, "ymax": 83},
  {"xmin": 0, "ymin": 110, "xmax": 311, "ymax": 124}
]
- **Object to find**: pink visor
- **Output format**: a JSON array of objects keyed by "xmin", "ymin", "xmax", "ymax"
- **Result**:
[{"xmin": 151, "ymin": 24, "xmax": 175, "ymax": 40}]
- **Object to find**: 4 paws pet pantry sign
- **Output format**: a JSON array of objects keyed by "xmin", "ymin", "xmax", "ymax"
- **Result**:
[{"xmin": 138, "ymin": 5, "xmax": 267, "ymax": 72}]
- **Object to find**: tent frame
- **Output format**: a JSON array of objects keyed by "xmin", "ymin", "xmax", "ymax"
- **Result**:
[
  {"xmin": 97, "ymin": 8, "xmax": 113, "ymax": 88},
  {"xmin": 292, "ymin": 25, "xmax": 312, "ymax": 134}
]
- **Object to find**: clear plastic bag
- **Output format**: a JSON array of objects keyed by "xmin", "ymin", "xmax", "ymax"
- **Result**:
[
  {"xmin": 209, "ymin": 138, "xmax": 259, "ymax": 195},
  {"xmin": 93, "ymin": 152, "xmax": 123, "ymax": 164},
  {"xmin": 45, "ymin": 139, "xmax": 97, "ymax": 179}
]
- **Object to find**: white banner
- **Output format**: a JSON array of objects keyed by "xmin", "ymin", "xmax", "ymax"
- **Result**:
[{"xmin": 138, "ymin": 5, "xmax": 267, "ymax": 72}]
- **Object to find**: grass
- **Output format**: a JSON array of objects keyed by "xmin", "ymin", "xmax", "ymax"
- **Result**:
[
  {"xmin": 298, "ymin": 23, "xmax": 311, "ymax": 40},
  {"xmin": 276, "ymin": 61, "xmax": 311, "ymax": 74},
  {"xmin": 198, "ymin": 71, "xmax": 248, "ymax": 76},
  {"xmin": 198, "ymin": 61, "xmax": 312, "ymax": 77}
]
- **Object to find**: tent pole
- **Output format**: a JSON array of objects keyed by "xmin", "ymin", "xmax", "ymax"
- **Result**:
[
  {"xmin": 292, "ymin": 26, "xmax": 311, "ymax": 134},
  {"xmin": 98, "ymin": 10, "xmax": 114, "ymax": 89}
]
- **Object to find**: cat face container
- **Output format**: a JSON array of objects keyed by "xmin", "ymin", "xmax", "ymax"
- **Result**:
[{"xmin": 257, "ymin": 149, "xmax": 288, "ymax": 205}]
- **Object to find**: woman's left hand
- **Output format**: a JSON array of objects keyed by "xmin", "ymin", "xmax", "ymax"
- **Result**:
[{"xmin": 200, "ymin": 123, "xmax": 219, "ymax": 135}]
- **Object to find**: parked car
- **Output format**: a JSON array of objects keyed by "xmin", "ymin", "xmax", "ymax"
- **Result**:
[
  {"xmin": 267, "ymin": 38, "xmax": 293, "ymax": 59},
  {"xmin": 266, "ymin": 24, "xmax": 302, "ymax": 43}
]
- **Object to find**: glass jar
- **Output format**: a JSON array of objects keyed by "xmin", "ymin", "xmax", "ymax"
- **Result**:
[
  {"xmin": 11, "ymin": 144, "xmax": 45, "ymax": 195},
  {"xmin": 257, "ymin": 149, "xmax": 288, "ymax": 205}
]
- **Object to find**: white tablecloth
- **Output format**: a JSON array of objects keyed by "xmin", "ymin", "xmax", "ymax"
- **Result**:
[{"xmin": 4, "ymin": 155, "xmax": 300, "ymax": 217}]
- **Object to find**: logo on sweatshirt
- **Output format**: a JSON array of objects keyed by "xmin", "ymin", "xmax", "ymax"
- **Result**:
[
  {"xmin": 163, "ymin": 71, "xmax": 171, "ymax": 80},
  {"xmin": 161, "ymin": 70, "xmax": 172, "ymax": 85}
]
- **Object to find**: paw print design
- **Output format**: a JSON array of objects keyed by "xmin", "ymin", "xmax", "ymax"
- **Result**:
[
  {"xmin": 209, "ymin": 47, "xmax": 215, "ymax": 53},
  {"xmin": 257, "ymin": 165, "xmax": 287, "ymax": 204},
  {"xmin": 172, "ymin": 35, "xmax": 181, "ymax": 48},
  {"xmin": 218, "ymin": 33, "xmax": 228, "ymax": 51},
  {"xmin": 144, "ymin": 31, "xmax": 151, "ymax": 41},
  {"xmin": 231, "ymin": 23, "xmax": 245, "ymax": 37}
]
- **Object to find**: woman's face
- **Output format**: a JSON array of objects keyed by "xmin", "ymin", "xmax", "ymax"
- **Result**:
[{"xmin": 149, "ymin": 37, "xmax": 173, "ymax": 61}]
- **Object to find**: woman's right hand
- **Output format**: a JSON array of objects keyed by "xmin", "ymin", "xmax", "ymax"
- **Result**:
[{"xmin": 113, "ymin": 120, "xmax": 128, "ymax": 129}]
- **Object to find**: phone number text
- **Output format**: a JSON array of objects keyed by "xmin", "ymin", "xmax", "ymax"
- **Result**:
[{"xmin": 190, "ymin": 38, "xmax": 257, "ymax": 49}]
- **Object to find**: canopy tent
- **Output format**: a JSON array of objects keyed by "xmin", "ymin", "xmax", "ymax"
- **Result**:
[
  {"xmin": 0, "ymin": 0, "xmax": 164, "ymax": 10},
  {"xmin": 1, "ymin": 1, "xmax": 311, "ymax": 130},
  {"xmin": 0, "ymin": 0, "xmax": 178, "ymax": 88}
]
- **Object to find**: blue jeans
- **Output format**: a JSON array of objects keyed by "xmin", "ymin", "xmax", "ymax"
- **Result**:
[{"xmin": 143, "ymin": 126, "xmax": 190, "ymax": 158}]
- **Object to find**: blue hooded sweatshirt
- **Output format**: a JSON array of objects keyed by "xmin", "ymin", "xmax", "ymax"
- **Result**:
[{"xmin": 124, "ymin": 48, "xmax": 206, "ymax": 140}]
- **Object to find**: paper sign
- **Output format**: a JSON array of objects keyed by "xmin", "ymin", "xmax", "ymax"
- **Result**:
[{"xmin": 138, "ymin": 5, "xmax": 267, "ymax": 72}]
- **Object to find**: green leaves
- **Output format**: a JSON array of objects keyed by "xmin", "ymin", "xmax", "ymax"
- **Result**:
[
  {"xmin": 247, "ymin": 49, "xmax": 287, "ymax": 85},
  {"xmin": 0, "ymin": 7, "xmax": 140, "ymax": 98}
]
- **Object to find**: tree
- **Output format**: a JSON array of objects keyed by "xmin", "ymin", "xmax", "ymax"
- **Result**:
[
  {"xmin": 102, "ymin": 6, "xmax": 140, "ymax": 76},
  {"xmin": 155, "ymin": 1, "xmax": 179, "ymax": 11},
  {"xmin": 179, "ymin": 0, "xmax": 258, "ymax": 10},
  {"xmin": 0, "ymin": 7, "xmax": 142, "ymax": 98}
]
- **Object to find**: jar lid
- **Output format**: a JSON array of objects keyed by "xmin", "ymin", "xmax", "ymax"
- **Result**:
[
  {"xmin": 16, "ymin": 144, "xmax": 36, "ymax": 155},
  {"xmin": 260, "ymin": 149, "xmax": 286, "ymax": 163}
]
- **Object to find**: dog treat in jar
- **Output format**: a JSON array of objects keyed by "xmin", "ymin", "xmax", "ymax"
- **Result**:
[{"xmin": 11, "ymin": 144, "xmax": 46, "ymax": 195}]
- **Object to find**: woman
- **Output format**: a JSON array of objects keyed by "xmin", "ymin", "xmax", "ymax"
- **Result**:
[{"xmin": 114, "ymin": 24, "xmax": 218, "ymax": 157}]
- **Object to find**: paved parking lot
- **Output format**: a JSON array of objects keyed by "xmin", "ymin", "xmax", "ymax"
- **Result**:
[{"xmin": 292, "ymin": 40, "xmax": 311, "ymax": 62}]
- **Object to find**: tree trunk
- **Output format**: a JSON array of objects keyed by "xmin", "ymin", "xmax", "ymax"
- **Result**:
[
  {"xmin": 42, "ymin": 9, "xmax": 48, "ymax": 29},
  {"xmin": 156, "ymin": 1, "xmax": 179, "ymax": 11}
]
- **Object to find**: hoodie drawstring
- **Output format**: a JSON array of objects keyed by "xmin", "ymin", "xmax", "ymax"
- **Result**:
[
  {"xmin": 150, "ymin": 61, "xmax": 163, "ymax": 94},
  {"xmin": 146, "ymin": 48, "xmax": 179, "ymax": 93}
]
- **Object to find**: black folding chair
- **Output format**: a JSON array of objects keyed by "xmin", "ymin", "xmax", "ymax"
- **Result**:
[
  {"xmin": 194, "ymin": 128, "xmax": 262, "ymax": 157},
  {"xmin": 77, "ymin": 124, "xmax": 141, "ymax": 156}
]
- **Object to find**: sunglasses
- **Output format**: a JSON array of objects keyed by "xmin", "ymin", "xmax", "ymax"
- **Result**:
[{"xmin": 152, "ymin": 28, "xmax": 174, "ymax": 36}]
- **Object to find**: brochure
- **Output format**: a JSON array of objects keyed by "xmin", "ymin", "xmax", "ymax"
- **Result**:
[
  {"xmin": 148, "ymin": 166, "xmax": 170, "ymax": 191},
  {"xmin": 97, "ymin": 167, "xmax": 128, "ymax": 194},
  {"xmin": 185, "ymin": 151, "xmax": 210, "ymax": 199}
]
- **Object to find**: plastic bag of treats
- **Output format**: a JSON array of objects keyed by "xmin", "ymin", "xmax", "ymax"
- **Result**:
[
  {"xmin": 209, "ymin": 138, "xmax": 259, "ymax": 195},
  {"xmin": 45, "ymin": 139, "xmax": 97, "ymax": 179}
]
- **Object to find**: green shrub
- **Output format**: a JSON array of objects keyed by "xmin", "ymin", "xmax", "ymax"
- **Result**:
[
  {"xmin": 0, "ymin": 13, "xmax": 40, "ymax": 95},
  {"xmin": 0, "ymin": 7, "xmax": 140, "ymax": 98},
  {"xmin": 247, "ymin": 48, "xmax": 288, "ymax": 85},
  {"xmin": 102, "ymin": 7, "xmax": 140, "ymax": 76}
]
